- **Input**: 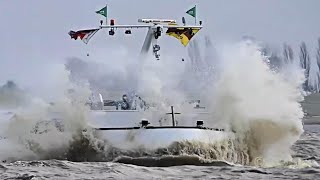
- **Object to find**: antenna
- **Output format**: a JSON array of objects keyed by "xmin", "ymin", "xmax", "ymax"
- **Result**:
[{"xmin": 105, "ymin": 4, "xmax": 108, "ymax": 25}]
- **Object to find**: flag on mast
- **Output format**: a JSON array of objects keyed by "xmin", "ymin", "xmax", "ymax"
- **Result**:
[
  {"xmin": 166, "ymin": 27, "xmax": 201, "ymax": 46},
  {"xmin": 96, "ymin": 5, "xmax": 108, "ymax": 17},
  {"xmin": 68, "ymin": 29, "xmax": 100, "ymax": 44},
  {"xmin": 186, "ymin": 6, "xmax": 196, "ymax": 18},
  {"xmin": 186, "ymin": 5, "xmax": 197, "ymax": 24}
]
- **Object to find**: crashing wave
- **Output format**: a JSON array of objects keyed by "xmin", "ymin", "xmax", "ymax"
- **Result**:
[{"xmin": 0, "ymin": 39, "xmax": 312, "ymax": 169}]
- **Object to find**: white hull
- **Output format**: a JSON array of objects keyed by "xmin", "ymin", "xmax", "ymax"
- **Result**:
[
  {"xmin": 88, "ymin": 109, "xmax": 233, "ymax": 150},
  {"xmin": 0, "ymin": 108, "xmax": 233, "ymax": 152},
  {"xmin": 94, "ymin": 128, "xmax": 233, "ymax": 150}
]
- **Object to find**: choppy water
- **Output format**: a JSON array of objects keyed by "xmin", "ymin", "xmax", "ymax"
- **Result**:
[
  {"xmin": 0, "ymin": 41, "xmax": 318, "ymax": 179},
  {"xmin": 0, "ymin": 124, "xmax": 319, "ymax": 180}
]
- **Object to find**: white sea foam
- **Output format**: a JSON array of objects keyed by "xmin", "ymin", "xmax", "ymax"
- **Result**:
[
  {"xmin": 207, "ymin": 41, "xmax": 305, "ymax": 166},
  {"xmin": 0, "ymin": 39, "xmax": 311, "ymax": 168}
]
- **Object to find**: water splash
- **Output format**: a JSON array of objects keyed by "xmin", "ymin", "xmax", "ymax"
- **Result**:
[
  {"xmin": 207, "ymin": 41, "xmax": 305, "ymax": 167},
  {"xmin": 0, "ymin": 39, "xmax": 312, "ymax": 169},
  {"xmin": 0, "ymin": 79, "xmax": 92, "ymax": 162}
]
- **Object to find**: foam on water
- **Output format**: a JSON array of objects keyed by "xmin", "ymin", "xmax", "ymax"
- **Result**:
[
  {"xmin": 0, "ymin": 39, "xmax": 315, "ymax": 168},
  {"xmin": 207, "ymin": 41, "xmax": 306, "ymax": 167},
  {"xmin": 0, "ymin": 67, "xmax": 92, "ymax": 162}
]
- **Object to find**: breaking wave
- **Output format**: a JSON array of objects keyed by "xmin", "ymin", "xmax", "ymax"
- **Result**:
[
  {"xmin": 0, "ymin": 88, "xmax": 90, "ymax": 162},
  {"xmin": 0, "ymin": 39, "xmax": 313, "ymax": 168},
  {"xmin": 207, "ymin": 41, "xmax": 306, "ymax": 167}
]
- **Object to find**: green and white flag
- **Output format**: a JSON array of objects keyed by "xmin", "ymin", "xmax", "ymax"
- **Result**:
[
  {"xmin": 96, "ymin": 6, "xmax": 107, "ymax": 17},
  {"xmin": 186, "ymin": 6, "xmax": 196, "ymax": 18}
]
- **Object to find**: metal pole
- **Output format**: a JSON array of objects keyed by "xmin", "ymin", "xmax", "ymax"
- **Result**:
[
  {"xmin": 171, "ymin": 106, "xmax": 175, "ymax": 126},
  {"xmin": 140, "ymin": 27, "xmax": 153, "ymax": 55},
  {"xmin": 194, "ymin": 5, "xmax": 197, "ymax": 25},
  {"xmin": 106, "ymin": 4, "xmax": 108, "ymax": 25}
]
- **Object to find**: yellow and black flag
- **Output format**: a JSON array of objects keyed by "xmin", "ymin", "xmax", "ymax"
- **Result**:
[{"xmin": 166, "ymin": 27, "xmax": 200, "ymax": 46}]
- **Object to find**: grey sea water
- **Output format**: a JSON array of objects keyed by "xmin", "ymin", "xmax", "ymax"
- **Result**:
[
  {"xmin": 1, "ymin": 64, "xmax": 319, "ymax": 179},
  {"xmin": 0, "ymin": 125, "xmax": 319, "ymax": 180}
]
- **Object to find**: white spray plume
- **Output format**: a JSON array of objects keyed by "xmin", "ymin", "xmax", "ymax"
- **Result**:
[
  {"xmin": 207, "ymin": 41, "xmax": 305, "ymax": 166},
  {"xmin": 0, "ymin": 37, "xmax": 309, "ymax": 167},
  {"xmin": 0, "ymin": 58, "xmax": 93, "ymax": 162}
]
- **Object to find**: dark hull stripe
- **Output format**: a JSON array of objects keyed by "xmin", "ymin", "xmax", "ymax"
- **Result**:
[{"xmin": 94, "ymin": 126, "xmax": 225, "ymax": 131}]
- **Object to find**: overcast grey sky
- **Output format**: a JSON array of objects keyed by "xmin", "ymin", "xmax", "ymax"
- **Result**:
[
  {"xmin": 1, "ymin": 0, "xmax": 319, "ymax": 59},
  {"xmin": 0, "ymin": 0, "xmax": 319, "ymax": 99}
]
